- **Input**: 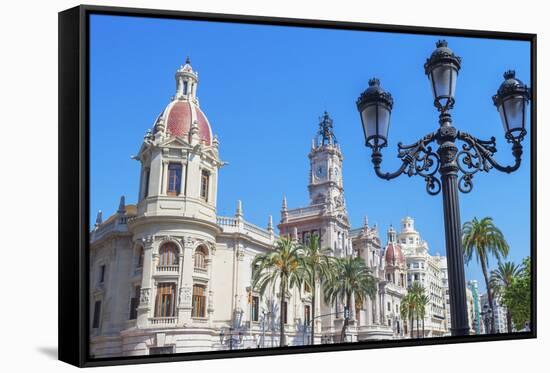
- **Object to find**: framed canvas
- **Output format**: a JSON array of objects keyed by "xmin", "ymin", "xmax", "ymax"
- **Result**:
[{"xmin": 58, "ymin": 4, "xmax": 536, "ymax": 367}]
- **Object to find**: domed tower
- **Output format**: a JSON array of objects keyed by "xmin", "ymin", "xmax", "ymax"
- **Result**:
[
  {"xmin": 384, "ymin": 225, "xmax": 407, "ymax": 288},
  {"xmin": 398, "ymin": 216, "xmax": 428, "ymax": 256},
  {"xmin": 130, "ymin": 59, "xmax": 223, "ymax": 328},
  {"xmin": 134, "ymin": 57, "xmax": 222, "ymax": 222}
]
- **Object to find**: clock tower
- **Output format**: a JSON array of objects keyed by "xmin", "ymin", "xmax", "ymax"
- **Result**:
[{"xmin": 308, "ymin": 111, "xmax": 345, "ymax": 212}]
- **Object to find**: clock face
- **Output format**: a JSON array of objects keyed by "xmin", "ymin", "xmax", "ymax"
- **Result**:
[{"xmin": 315, "ymin": 164, "xmax": 326, "ymax": 179}]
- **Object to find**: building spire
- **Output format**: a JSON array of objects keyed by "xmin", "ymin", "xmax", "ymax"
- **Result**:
[
  {"xmin": 117, "ymin": 195, "xmax": 126, "ymax": 215},
  {"xmin": 267, "ymin": 215, "xmax": 273, "ymax": 232},
  {"xmin": 235, "ymin": 200, "xmax": 243, "ymax": 218},
  {"xmin": 175, "ymin": 56, "xmax": 199, "ymax": 101},
  {"xmin": 317, "ymin": 111, "xmax": 337, "ymax": 146},
  {"xmin": 95, "ymin": 210, "xmax": 103, "ymax": 227},
  {"xmin": 281, "ymin": 195, "xmax": 288, "ymax": 222},
  {"xmin": 387, "ymin": 224, "xmax": 397, "ymax": 244}
]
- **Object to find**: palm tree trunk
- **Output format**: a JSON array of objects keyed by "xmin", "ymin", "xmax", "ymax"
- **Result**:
[
  {"xmin": 311, "ymin": 282, "xmax": 316, "ymax": 345},
  {"xmin": 416, "ymin": 316, "xmax": 420, "ymax": 339},
  {"xmin": 341, "ymin": 293, "xmax": 351, "ymax": 342},
  {"xmin": 410, "ymin": 315, "xmax": 414, "ymax": 338},
  {"xmin": 480, "ymin": 259, "xmax": 494, "ymax": 333},
  {"xmin": 506, "ymin": 309, "xmax": 513, "ymax": 333},
  {"xmin": 279, "ymin": 280, "xmax": 286, "ymax": 347}
]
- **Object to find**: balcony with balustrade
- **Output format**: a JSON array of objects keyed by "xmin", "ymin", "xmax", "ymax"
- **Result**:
[
  {"xmin": 216, "ymin": 215, "xmax": 276, "ymax": 246},
  {"xmin": 148, "ymin": 317, "xmax": 177, "ymax": 327},
  {"xmin": 156, "ymin": 264, "xmax": 179, "ymax": 273}
]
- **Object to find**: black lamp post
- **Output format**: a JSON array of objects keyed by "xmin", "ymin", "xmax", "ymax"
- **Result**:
[{"xmin": 356, "ymin": 40, "xmax": 530, "ymax": 337}]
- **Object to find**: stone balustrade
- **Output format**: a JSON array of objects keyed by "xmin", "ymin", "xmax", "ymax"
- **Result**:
[{"xmin": 148, "ymin": 317, "xmax": 177, "ymax": 326}]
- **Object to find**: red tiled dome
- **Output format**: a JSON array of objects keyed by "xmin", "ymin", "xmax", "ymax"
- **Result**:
[
  {"xmin": 385, "ymin": 242, "xmax": 406, "ymax": 267},
  {"xmin": 157, "ymin": 100, "xmax": 212, "ymax": 145}
]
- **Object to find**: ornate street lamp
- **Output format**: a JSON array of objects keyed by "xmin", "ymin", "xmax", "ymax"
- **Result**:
[
  {"xmin": 493, "ymin": 70, "xmax": 531, "ymax": 142},
  {"xmin": 356, "ymin": 40, "xmax": 530, "ymax": 337},
  {"xmin": 357, "ymin": 78, "xmax": 394, "ymax": 149},
  {"xmin": 424, "ymin": 40, "xmax": 462, "ymax": 112}
]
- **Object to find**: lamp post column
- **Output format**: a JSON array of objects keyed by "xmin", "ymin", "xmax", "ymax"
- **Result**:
[{"xmin": 437, "ymin": 114, "xmax": 469, "ymax": 336}]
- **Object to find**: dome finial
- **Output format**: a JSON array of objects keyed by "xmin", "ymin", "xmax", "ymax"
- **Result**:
[
  {"xmin": 503, "ymin": 70, "xmax": 516, "ymax": 80},
  {"xmin": 317, "ymin": 111, "xmax": 337, "ymax": 146},
  {"xmin": 186, "ymin": 56, "xmax": 191, "ymax": 65}
]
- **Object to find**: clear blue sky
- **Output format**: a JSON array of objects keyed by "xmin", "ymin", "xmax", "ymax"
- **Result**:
[{"xmin": 89, "ymin": 14, "xmax": 531, "ymax": 292}]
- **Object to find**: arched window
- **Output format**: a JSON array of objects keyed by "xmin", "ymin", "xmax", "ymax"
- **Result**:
[
  {"xmin": 194, "ymin": 246, "xmax": 208, "ymax": 270},
  {"xmin": 159, "ymin": 243, "xmax": 178, "ymax": 267},
  {"xmin": 200, "ymin": 170, "xmax": 210, "ymax": 201}
]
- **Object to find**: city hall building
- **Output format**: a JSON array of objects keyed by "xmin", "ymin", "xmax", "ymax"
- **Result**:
[{"xmin": 89, "ymin": 60, "xmax": 445, "ymax": 357}]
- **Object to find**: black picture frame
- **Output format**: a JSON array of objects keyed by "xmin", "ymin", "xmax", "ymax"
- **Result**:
[{"xmin": 58, "ymin": 4, "xmax": 537, "ymax": 368}]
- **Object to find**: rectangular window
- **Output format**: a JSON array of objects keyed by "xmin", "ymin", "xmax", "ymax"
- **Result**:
[
  {"xmin": 92, "ymin": 301, "xmax": 101, "ymax": 329},
  {"xmin": 183, "ymin": 81, "xmax": 188, "ymax": 95},
  {"xmin": 129, "ymin": 285, "xmax": 141, "ymax": 320},
  {"xmin": 387, "ymin": 302, "xmax": 391, "ymax": 311},
  {"xmin": 99, "ymin": 265, "xmax": 106, "ymax": 283},
  {"xmin": 167, "ymin": 163, "xmax": 182, "ymax": 195},
  {"xmin": 282, "ymin": 301, "xmax": 288, "ymax": 324},
  {"xmin": 192, "ymin": 284, "xmax": 206, "ymax": 318},
  {"xmin": 304, "ymin": 231, "xmax": 311, "ymax": 245},
  {"xmin": 304, "ymin": 305, "xmax": 311, "ymax": 326},
  {"xmin": 143, "ymin": 169, "xmax": 150, "ymax": 198},
  {"xmin": 154, "ymin": 283, "xmax": 176, "ymax": 317},
  {"xmin": 200, "ymin": 170, "xmax": 209, "ymax": 201},
  {"xmin": 251, "ymin": 296, "xmax": 259, "ymax": 322}
]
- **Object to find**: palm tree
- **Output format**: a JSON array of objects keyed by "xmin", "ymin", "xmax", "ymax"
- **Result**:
[
  {"xmin": 462, "ymin": 217, "xmax": 509, "ymax": 333},
  {"xmin": 400, "ymin": 293, "xmax": 416, "ymax": 338},
  {"xmin": 490, "ymin": 261, "xmax": 522, "ymax": 332},
  {"xmin": 299, "ymin": 234, "xmax": 333, "ymax": 345},
  {"xmin": 323, "ymin": 256, "xmax": 377, "ymax": 342},
  {"xmin": 252, "ymin": 236, "xmax": 304, "ymax": 347},
  {"xmin": 417, "ymin": 293, "xmax": 430, "ymax": 338},
  {"xmin": 408, "ymin": 281, "xmax": 425, "ymax": 338}
]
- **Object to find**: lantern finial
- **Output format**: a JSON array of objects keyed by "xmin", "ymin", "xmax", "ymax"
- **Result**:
[{"xmin": 503, "ymin": 70, "xmax": 516, "ymax": 80}]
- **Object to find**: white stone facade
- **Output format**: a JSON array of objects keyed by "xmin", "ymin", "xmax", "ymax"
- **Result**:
[
  {"xmin": 398, "ymin": 217, "xmax": 447, "ymax": 337},
  {"xmin": 90, "ymin": 61, "xmax": 446, "ymax": 358},
  {"xmin": 89, "ymin": 61, "xmax": 308, "ymax": 357}
]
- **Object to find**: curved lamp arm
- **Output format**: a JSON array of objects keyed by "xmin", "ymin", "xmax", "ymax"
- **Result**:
[
  {"xmin": 457, "ymin": 131, "xmax": 523, "ymax": 174},
  {"xmin": 370, "ymin": 131, "xmax": 441, "ymax": 195},
  {"xmin": 371, "ymin": 150, "xmax": 409, "ymax": 180}
]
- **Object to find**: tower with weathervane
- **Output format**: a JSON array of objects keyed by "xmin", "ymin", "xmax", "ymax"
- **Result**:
[
  {"xmin": 307, "ymin": 111, "xmax": 350, "ymax": 256},
  {"xmin": 279, "ymin": 111, "xmax": 352, "ymax": 343}
]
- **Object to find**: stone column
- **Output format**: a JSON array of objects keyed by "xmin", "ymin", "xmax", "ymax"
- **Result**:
[
  {"xmin": 179, "ymin": 161, "xmax": 185, "ymax": 195},
  {"xmin": 177, "ymin": 237, "xmax": 195, "ymax": 325},
  {"xmin": 365, "ymin": 296, "xmax": 372, "ymax": 326},
  {"xmin": 374, "ymin": 287, "xmax": 380, "ymax": 324},
  {"xmin": 137, "ymin": 236, "xmax": 155, "ymax": 328},
  {"xmin": 206, "ymin": 246, "xmax": 215, "ymax": 325},
  {"xmin": 161, "ymin": 161, "xmax": 168, "ymax": 195}
]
